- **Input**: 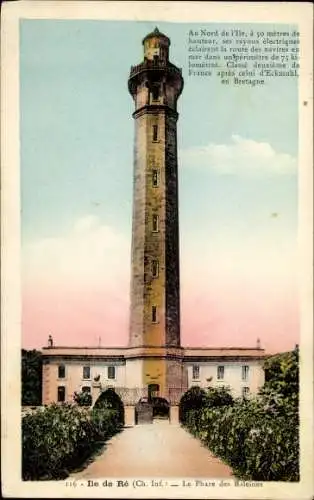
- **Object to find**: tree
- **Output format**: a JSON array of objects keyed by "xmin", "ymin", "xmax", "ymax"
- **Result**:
[
  {"xmin": 94, "ymin": 388, "xmax": 125, "ymax": 425},
  {"xmin": 256, "ymin": 347, "xmax": 299, "ymax": 424},
  {"xmin": 204, "ymin": 386, "xmax": 234, "ymax": 408},
  {"xmin": 73, "ymin": 390, "xmax": 92, "ymax": 407},
  {"xmin": 260, "ymin": 347, "xmax": 299, "ymax": 405},
  {"xmin": 179, "ymin": 386, "xmax": 206, "ymax": 424},
  {"xmin": 22, "ymin": 349, "xmax": 42, "ymax": 406}
]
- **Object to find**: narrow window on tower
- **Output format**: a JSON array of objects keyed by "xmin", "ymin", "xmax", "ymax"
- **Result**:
[
  {"xmin": 152, "ymin": 214, "xmax": 159, "ymax": 232},
  {"xmin": 152, "ymin": 305, "xmax": 157, "ymax": 323},
  {"xmin": 152, "ymin": 169, "xmax": 159, "ymax": 187},
  {"xmin": 152, "ymin": 124, "xmax": 158, "ymax": 142},
  {"xmin": 152, "ymin": 85, "xmax": 159, "ymax": 101},
  {"xmin": 151, "ymin": 259, "xmax": 159, "ymax": 278}
]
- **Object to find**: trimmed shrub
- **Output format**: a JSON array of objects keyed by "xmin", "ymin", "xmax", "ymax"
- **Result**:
[
  {"xmin": 91, "ymin": 407, "xmax": 123, "ymax": 439},
  {"xmin": 22, "ymin": 403, "xmax": 121, "ymax": 480},
  {"xmin": 179, "ymin": 386, "xmax": 206, "ymax": 425},
  {"xmin": 179, "ymin": 385, "xmax": 233, "ymax": 432},
  {"xmin": 73, "ymin": 390, "xmax": 92, "ymax": 407},
  {"xmin": 204, "ymin": 385, "xmax": 234, "ymax": 408},
  {"xmin": 181, "ymin": 350, "xmax": 299, "ymax": 482},
  {"xmin": 193, "ymin": 396, "xmax": 299, "ymax": 481},
  {"xmin": 94, "ymin": 388, "xmax": 125, "ymax": 425}
]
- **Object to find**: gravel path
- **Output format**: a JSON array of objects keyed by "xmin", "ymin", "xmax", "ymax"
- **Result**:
[{"xmin": 71, "ymin": 420, "xmax": 233, "ymax": 478}]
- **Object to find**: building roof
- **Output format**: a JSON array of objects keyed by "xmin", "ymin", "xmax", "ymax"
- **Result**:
[
  {"xmin": 41, "ymin": 345, "xmax": 266, "ymax": 361},
  {"xmin": 42, "ymin": 346, "xmax": 127, "ymax": 358},
  {"xmin": 184, "ymin": 347, "xmax": 266, "ymax": 360}
]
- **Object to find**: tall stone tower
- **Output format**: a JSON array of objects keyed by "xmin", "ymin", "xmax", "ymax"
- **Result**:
[{"xmin": 128, "ymin": 28, "xmax": 185, "ymax": 398}]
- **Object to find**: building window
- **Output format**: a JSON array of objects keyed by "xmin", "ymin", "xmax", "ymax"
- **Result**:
[
  {"xmin": 151, "ymin": 259, "xmax": 159, "ymax": 278},
  {"xmin": 152, "ymin": 85, "xmax": 159, "ymax": 101},
  {"xmin": 83, "ymin": 366, "xmax": 91, "ymax": 380},
  {"xmin": 242, "ymin": 365, "xmax": 249, "ymax": 381},
  {"xmin": 152, "ymin": 169, "xmax": 159, "ymax": 187},
  {"xmin": 58, "ymin": 364, "xmax": 65, "ymax": 379},
  {"xmin": 57, "ymin": 386, "xmax": 65, "ymax": 402},
  {"xmin": 152, "ymin": 214, "xmax": 159, "ymax": 232},
  {"xmin": 192, "ymin": 365, "xmax": 200, "ymax": 380},
  {"xmin": 152, "ymin": 305, "xmax": 157, "ymax": 323},
  {"xmin": 242, "ymin": 386, "xmax": 250, "ymax": 398},
  {"xmin": 152, "ymin": 124, "xmax": 158, "ymax": 141},
  {"xmin": 217, "ymin": 366, "xmax": 225, "ymax": 380},
  {"xmin": 108, "ymin": 366, "xmax": 116, "ymax": 380}
]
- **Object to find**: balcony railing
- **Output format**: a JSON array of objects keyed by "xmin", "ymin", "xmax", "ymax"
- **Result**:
[{"xmin": 129, "ymin": 60, "xmax": 182, "ymax": 79}]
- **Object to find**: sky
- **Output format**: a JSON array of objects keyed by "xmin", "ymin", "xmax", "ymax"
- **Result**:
[{"xmin": 20, "ymin": 20, "xmax": 299, "ymax": 353}]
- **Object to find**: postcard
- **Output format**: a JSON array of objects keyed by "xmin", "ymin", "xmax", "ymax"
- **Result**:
[{"xmin": 1, "ymin": 1, "xmax": 313, "ymax": 499}]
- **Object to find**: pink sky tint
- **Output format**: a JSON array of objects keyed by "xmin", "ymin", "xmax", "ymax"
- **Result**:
[
  {"xmin": 181, "ymin": 288, "xmax": 299, "ymax": 354},
  {"xmin": 22, "ymin": 287, "xmax": 130, "ymax": 349},
  {"xmin": 21, "ymin": 216, "xmax": 299, "ymax": 354},
  {"xmin": 22, "ymin": 283, "xmax": 298, "ymax": 354}
]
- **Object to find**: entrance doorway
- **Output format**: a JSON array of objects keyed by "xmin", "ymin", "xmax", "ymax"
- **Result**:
[
  {"xmin": 147, "ymin": 384, "xmax": 170, "ymax": 420},
  {"xmin": 148, "ymin": 383, "xmax": 160, "ymax": 401}
]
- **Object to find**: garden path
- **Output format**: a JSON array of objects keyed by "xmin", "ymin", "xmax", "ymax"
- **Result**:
[{"xmin": 71, "ymin": 420, "xmax": 233, "ymax": 478}]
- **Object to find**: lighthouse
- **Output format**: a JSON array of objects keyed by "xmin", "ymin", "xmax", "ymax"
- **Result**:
[
  {"xmin": 41, "ymin": 29, "xmax": 266, "ymax": 417},
  {"xmin": 127, "ymin": 28, "xmax": 185, "ymax": 398}
]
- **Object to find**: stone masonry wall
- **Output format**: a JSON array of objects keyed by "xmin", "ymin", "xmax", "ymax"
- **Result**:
[
  {"xmin": 129, "ymin": 113, "xmax": 147, "ymax": 347},
  {"xmin": 165, "ymin": 113, "xmax": 180, "ymax": 347},
  {"xmin": 129, "ymin": 107, "xmax": 180, "ymax": 349},
  {"xmin": 143, "ymin": 110, "xmax": 166, "ymax": 346}
]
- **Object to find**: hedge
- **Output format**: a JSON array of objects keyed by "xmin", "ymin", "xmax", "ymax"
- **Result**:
[
  {"xmin": 94, "ymin": 388, "xmax": 125, "ymax": 425},
  {"xmin": 181, "ymin": 350, "xmax": 299, "ymax": 482},
  {"xmin": 22, "ymin": 403, "xmax": 122, "ymax": 480},
  {"xmin": 187, "ymin": 396, "xmax": 299, "ymax": 481}
]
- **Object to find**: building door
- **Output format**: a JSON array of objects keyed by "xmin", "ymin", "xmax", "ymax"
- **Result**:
[{"xmin": 148, "ymin": 383, "xmax": 160, "ymax": 401}]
